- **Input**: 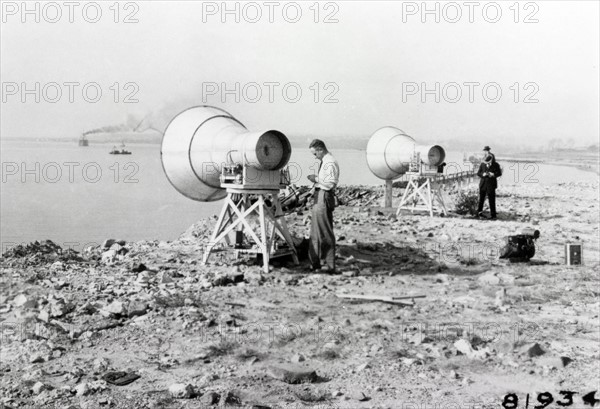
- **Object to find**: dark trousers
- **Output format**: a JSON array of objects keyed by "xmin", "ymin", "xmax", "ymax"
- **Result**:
[
  {"xmin": 309, "ymin": 189, "xmax": 336, "ymax": 269},
  {"xmin": 477, "ymin": 185, "xmax": 497, "ymax": 217}
]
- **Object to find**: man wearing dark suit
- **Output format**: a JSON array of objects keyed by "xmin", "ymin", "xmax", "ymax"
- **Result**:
[{"xmin": 476, "ymin": 151, "xmax": 501, "ymax": 220}]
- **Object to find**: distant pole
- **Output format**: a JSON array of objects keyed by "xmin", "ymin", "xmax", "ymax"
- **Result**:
[{"xmin": 383, "ymin": 179, "xmax": 393, "ymax": 208}]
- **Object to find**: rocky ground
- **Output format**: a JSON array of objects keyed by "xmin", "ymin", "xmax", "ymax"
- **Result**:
[{"xmin": 1, "ymin": 181, "xmax": 599, "ymax": 409}]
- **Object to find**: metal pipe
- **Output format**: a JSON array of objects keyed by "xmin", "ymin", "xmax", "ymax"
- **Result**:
[
  {"xmin": 415, "ymin": 144, "xmax": 446, "ymax": 167},
  {"xmin": 161, "ymin": 106, "xmax": 291, "ymax": 202},
  {"xmin": 366, "ymin": 126, "xmax": 446, "ymax": 180}
]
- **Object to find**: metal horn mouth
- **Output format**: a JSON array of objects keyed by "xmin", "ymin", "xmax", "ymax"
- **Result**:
[{"xmin": 161, "ymin": 106, "xmax": 291, "ymax": 202}]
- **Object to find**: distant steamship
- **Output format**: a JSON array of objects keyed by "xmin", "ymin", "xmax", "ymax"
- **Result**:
[
  {"xmin": 110, "ymin": 141, "xmax": 131, "ymax": 155},
  {"xmin": 78, "ymin": 135, "xmax": 89, "ymax": 146}
]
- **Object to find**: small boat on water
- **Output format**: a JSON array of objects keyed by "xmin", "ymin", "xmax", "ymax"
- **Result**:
[{"xmin": 110, "ymin": 142, "xmax": 132, "ymax": 155}]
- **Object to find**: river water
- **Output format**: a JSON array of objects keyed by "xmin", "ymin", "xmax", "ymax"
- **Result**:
[{"xmin": 1, "ymin": 140, "xmax": 597, "ymax": 249}]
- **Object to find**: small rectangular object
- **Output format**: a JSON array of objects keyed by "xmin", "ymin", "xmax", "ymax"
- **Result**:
[
  {"xmin": 221, "ymin": 167, "xmax": 288, "ymax": 190},
  {"xmin": 565, "ymin": 243, "xmax": 583, "ymax": 265}
]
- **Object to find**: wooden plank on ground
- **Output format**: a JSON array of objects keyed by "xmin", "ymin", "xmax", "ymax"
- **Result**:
[{"xmin": 336, "ymin": 293, "xmax": 426, "ymax": 306}]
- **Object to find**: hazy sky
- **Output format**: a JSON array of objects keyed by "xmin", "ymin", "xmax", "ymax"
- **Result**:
[{"xmin": 1, "ymin": 1, "xmax": 598, "ymax": 148}]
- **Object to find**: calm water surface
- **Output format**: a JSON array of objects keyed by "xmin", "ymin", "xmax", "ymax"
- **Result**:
[{"xmin": 1, "ymin": 141, "xmax": 597, "ymax": 249}]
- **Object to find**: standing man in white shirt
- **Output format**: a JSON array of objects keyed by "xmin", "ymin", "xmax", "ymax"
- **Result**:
[{"xmin": 307, "ymin": 139, "xmax": 340, "ymax": 273}]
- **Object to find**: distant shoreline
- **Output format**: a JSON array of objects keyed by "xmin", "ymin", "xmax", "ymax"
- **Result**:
[
  {"xmin": 3, "ymin": 137, "xmax": 598, "ymax": 153},
  {"xmin": 2, "ymin": 138, "xmax": 598, "ymax": 175}
]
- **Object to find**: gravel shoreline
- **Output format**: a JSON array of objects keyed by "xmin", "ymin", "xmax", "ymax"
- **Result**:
[{"xmin": 1, "ymin": 182, "xmax": 598, "ymax": 409}]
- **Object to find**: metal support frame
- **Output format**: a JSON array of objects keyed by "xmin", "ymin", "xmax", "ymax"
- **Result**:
[
  {"xmin": 383, "ymin": 179, "xmax": 394, "ymax": 208},
  {"xmin": 397, "ymin": 173, "xmax": 447, "ymax": 217},
  {"xmin": 202, "ymin": 188, "xmax": 299, "ymax": 273}
]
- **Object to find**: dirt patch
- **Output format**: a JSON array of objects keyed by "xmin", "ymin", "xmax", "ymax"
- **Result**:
[{"xmin": 1, "ymin": 182, "xmax": 598, "ymax": 408}]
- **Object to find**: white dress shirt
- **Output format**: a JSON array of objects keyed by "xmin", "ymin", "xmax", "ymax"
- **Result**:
[{"xmin": 315, "ymin": 152, "xmax": 339, "ymax": 191}]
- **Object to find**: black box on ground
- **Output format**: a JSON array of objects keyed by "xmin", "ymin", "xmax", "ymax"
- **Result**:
[{"xmin": 565, "ymin": 243, "xmax": 583, "ymax": 265}]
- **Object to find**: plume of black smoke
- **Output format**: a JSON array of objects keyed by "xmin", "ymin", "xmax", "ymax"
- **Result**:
[
  {"xmin": 83, "ymin": 124, "xmax": 131, "ymax": 136},
  {"xmin": 82, "ymin": 98, "xmax": 205, "ymax": 138}
]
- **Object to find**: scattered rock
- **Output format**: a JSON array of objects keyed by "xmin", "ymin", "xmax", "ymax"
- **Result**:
[
  {"xmin": 136, "ymin": 271, "xmax": 151, "ymax": 287},
  {"xmin": 351, "ymin": 390, "xmax": 370, "ymax": 401},
  {"xmin": 409, "ymin": 332, "xmax": 425, "ymax": 345},
  {"xmin": 454, "ymin": 339, "xmax": 474, "ymax": 355},
  {"xmin": 159, "ymin": 271, "xmax": 174, "ymax": 284},
  {"xmin": 267, "ymin": 364, "xmax": 317, "ymax": 384},
  {"xmin": 200, "ymin": 391, "xmax": 220, "ymax": 405},
  {"xmin": 102, "ymin": 239, "xmax": 116, "ymax": 249},
  {"xmin": 93, "ymin": 358, "xmax": 110, "ymax": 373},
  {"xmin": 454, "ymin": 339, "xmax": 489, "ymax": 359},
  {"xmin": 131, "ymin": 263, "xmax": 147, "ymax": 273},
  {"xmin": 101, "ymin": 250, "xmax": 117, "ymax": 264},
  {"xmin": 561, "ymin": 356, "xmax": 573, "ymax": 367},
  {"xmin": 356, "ymin": 363, "xmax": 371, "ymax": 372},
  {"xmin": 127, "ymin": 301, "xmax": 148, "ymax": 317},
  {"xmin": 77, "ymin": 301, "xmax": 97, "ymax": 315},
  {"xmin": 110, "ymin": 243, "xmax": 129, "ymax": 255},
  {"xmin": 168, "ymin": 383, "xmax": 195, "ymax": 399},
  {"xmin": 496, "ymin": 272, "xmax": 515, "ymax": 285},
  {"xmin": 38, "ymin": 309, "xmax": 50, "ymax": 323},
  {"xmin": 13, "ymin": 294, "xmax": 36, "ymax": 309},
  {"xmin": 32, "ymin": 381, "xmax": 48, "ymax": 395},
  {"xmin": 525, "ymin": 343, "xmax": 546, "ymax": 358},
  {"xmin": 104, "ymin": 301, "xmax": 126, "ymax": 316},
  {"xmin": 244, "ymin": 269, "xmax": 265, "ymax": 284},
  {"xmin": 291, "ymin": 353, "xmax": 305, "ymax": 363},
  {"xmin": 220, "ymin": 390, "xmax": 242, "ymax": 405},
  {"xmin": 29, "ymin": 353, "xmax": 45, "ymax": 364},
  {"xmin": 86, "ymin": 380, "xmax": 108, "ymax": 394},
  {"xmin": 50, "ymin": 298, "xmax": 69, "ymax": 317},
  {"xmin": 212, "ymin": 271, "xmax": 244, "ymax": 286},
  {"xmin": 477, "ymin": 271, "xmax": 500, "ymax": 285},
  {"xmin": 74, "ymin": 383, "xmax": 90, "ymax": 397},
  {"xmin": 536, "ymin": 356, "xmax": 570, "ymax": 369},
  {"xmin": 198, "ymin": 373, "xmax": 219, "ymax": 385},
  {"xmin": 435, "ymin": 273, "xmax": 449, "ymax": 284}
]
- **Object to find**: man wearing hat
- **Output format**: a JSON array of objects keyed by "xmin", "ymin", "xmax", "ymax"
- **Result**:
[
  {"xmin": 476, "ymin": 146, "xmax": 501, "ymax": 220},
  {"xmin": 482, "ymin": 146, "xmax": 495, "ymax": 161}
]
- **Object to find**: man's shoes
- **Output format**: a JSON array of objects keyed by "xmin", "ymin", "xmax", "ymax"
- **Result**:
[
  {"xmin": 308, "ymin": 263, "xmax": 338, "ymax": 274},
  {"xmin": 318, "ymin": 266, "xmax": 339, "ymax": 274},
  {"xmin": 490, "ymin": 216, "xmax": 497, "ymax": 220}
]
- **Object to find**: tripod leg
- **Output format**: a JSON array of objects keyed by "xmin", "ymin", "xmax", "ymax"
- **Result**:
[
  {"xmin": 397, "ymin": 178, "xmax": 413, "ymax": 216},
  {"xmin": 258, "ymin": 196, "xmax": 269, "ymax": 273},
  {"xmin": 203, "ymin": 194, "xmax": 232, "ymax": 264},
  {"xmin": 270, "ymin": 196, "xmax": 299, "ymax": 265}
]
